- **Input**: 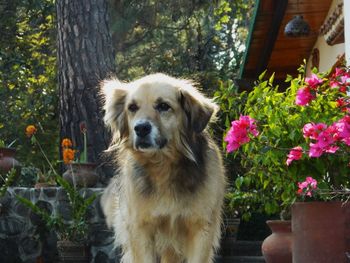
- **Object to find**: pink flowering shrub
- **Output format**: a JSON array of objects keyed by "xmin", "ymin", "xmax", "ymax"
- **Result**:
[
  {"xmin": 225, "ymin": 115, "xmax": 259, "ymax": 152},
  {"xmin": 224, "ymin": 64, "xmax": 350, "ymax": 217},
  {"xmin": 297, "ymin": 176, "xmax": 318, "ymax": 197}
]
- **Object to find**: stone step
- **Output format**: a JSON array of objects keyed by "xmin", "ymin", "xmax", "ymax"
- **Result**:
[
  {"xmin": 215, "ymin": 255, "xmax": 266, "ymax": 263},
  {"xmin": 220, "ymin": 239, "xmax": 263, "ymax": 257}
]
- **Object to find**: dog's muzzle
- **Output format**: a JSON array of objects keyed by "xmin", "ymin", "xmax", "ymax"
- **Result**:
[
  {"xmin": 133, "ymin": 120, "xmax": 167, "ymax": 150},
  {"xmin": 134, "ymin": 122, "xmax": 152, "ymax": 138}
]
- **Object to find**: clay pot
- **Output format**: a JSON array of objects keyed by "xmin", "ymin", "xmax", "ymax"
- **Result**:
[
  {"xmin": 57, "ymin": 240, "xmax": 90, "ymax": 263},
  {"xmin": 63, "ymin": 163, "xmax": 98, "ymax": 187},
  {"xmin": 292, "ymin": 201, "xmax": 350, "ymax": 263},
  {"xmin": 261, "ymin": 220, "xmax": 292, "ymax": 263},
  {"xmin": 0, "ymin": 147, "xmax": 19, "ymax": 173}
]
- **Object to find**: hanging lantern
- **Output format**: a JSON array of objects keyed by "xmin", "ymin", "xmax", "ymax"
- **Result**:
[{"xmin": 284, "ymin": 15, "xmax": 310, "ymax": 37}]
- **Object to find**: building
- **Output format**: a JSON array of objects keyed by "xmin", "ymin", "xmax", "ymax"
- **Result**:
[{"xmin": 238, "ymin": 0, "xmax": 350, "ymax": 89}]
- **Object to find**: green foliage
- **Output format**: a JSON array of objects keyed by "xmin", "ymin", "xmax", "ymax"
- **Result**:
[
  {"xmin": 16, "ymin": 166, "xmax": 40, "ymax": 187},
  {"xmin": 214, "ymin": 79, "xmax": 248, "ymax": 182},
  {"xmin": 109, "ymin": 0, "xmax": 254, "ymax": 82},
  {"xmin": 225, "ymin": 64, "xmax": 349, "ymax": 219},
  {"xmin": 16, "ymin": 174, "xmax": 97, "ymax": 242},
  {"xmin": 0, "ymin": 168, "xmax": 18, "ymax": 197},
  {"xmin": 1, "ymin": 0, "xmax": 254, "ymax": 185},
  {"xmin": 0, "ymin": 139, "xmax": 17, "ymax": 148},
  {"xmin": 0, "ymin": 0, "xmax": 58, "ymax": 172}
]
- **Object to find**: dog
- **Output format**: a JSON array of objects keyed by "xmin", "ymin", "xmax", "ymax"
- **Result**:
[{"xmin": 100, "ymin": 73, "xmax": 226, "ymax": 263}]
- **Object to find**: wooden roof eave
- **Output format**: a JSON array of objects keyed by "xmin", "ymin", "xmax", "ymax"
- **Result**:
[{"xmin": 238, "ymin": 0, "xmax": 260, "ymax": 79}]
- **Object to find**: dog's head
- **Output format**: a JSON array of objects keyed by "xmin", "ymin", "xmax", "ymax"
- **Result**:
[{"xmin": 101, "ymin": 73, "xmax": 218, "ymax": 160}]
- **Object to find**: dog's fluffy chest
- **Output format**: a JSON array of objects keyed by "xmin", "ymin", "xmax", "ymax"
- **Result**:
[
  {"xmin": 128, "ymin": 156, "xmax": 207, "ymax": 198},
  {"xmin": 121, "ymin": 161, "xmax": 207, "ymax": 219}
]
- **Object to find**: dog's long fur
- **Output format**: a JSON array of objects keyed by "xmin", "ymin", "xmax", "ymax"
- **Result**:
[{"xmin": 100, "ymin": 73, "xmax": 226, "ymax": 263}]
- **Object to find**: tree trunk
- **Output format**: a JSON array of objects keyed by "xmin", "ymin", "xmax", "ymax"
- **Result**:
[{"xmin": 56, "ymin": 0, "xmax": 116, "ymax": 184}]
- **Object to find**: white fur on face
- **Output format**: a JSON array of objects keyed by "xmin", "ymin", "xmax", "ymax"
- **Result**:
[{"xmin": 132, "ymin": 119, "xmax": 162, "ymax": 152}]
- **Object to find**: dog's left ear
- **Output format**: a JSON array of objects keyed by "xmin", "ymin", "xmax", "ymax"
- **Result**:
[
  {"xmin": 179, "ymin": 84, "xmax": 218, "ymax": 133},
  {"xmin": 100, "ymin": 79, "xmax": 128, "ymax": 139}
]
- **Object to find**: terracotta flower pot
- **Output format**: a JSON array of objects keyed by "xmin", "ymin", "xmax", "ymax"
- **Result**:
[
  {"xmin": 261, "ymin": 220, "xmax": 292, "ymax": 263},
  {"xmin": 0, "ymin": 147, "xmax": 20, "ymax": 173},
  {"xmin": 63, "ymin": 163, "xmax": 98, "ymax": 187},
  {"xmin": 292, "ymin": 201, "xmax": 350, "ymax": 263},
  {"xmin": 57, "ymin": 240, "xmax": 90, "ymax": 263}
]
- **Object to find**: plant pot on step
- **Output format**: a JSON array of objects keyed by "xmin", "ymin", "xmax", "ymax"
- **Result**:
[
  {"xmin": 57, "ymin": 240, "xmax": 90, "ymax": 263},
  {"xmin": 292, "ymin": 201, "xmax": 350, "ymax": 263},
  {"xmin": 0, "ymin": 147, "xmax": 20, "ymax": 173},
  {"xmin": 261, "ymin": 220, "xmax": 292, "ymax": 263},
  {"xmin": 63, "ymin": 163, "xmax": 98, "ymax": 187}
]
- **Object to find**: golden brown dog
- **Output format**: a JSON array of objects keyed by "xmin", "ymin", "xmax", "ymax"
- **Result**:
[{"xmin": 100, "ymin": 73, "xmax": 226, "ymax": 263}]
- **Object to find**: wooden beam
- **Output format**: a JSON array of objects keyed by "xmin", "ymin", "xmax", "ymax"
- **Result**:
[{"xmin": 255, "ymin": 0, "xmax": 288, "ymax": 76}]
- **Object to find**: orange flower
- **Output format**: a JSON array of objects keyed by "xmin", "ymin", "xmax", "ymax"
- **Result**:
[
  {"xmin": 63, "ymin": 148, "xmax": 75, "ymax": 164},
  {"xmin": 25, "ymin": 125, "xmax": 37, "ymax": 137},
  {"xmin": 61, "ymin": 138, "xmax": 73, "ymax": 148}
]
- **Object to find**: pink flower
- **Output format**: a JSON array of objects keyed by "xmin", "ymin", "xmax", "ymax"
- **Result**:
[
  {"xmin": 339, "ymin": 86, "xmax": 347, "ymax": 93},
  {"xmin": 333, "ymin": 116, "xmax": 350, "ymax": 144},
  {"xmin": 296, "ymin": 87, "xmax": 314, "ymax": 106},
  {"xmin": 333, "ymin": 68, "xmax": 345, "ymax": 78},
  {"xmin": 342, "ymin": 137, "xmax": 350, "ymax": 146},
  {"xmin": 303, "ymin": 123, "xmax": 327, "ymax": 140},
  {"xmin": 225, "ymin": 138, "xmax": 241, "ymax": 152},
  {"xmin": 336, "ymin": 98, "xmax": 350, "ymax": 112},
  {"xmin": 303, "ymin": 123, "xmax": 315, "ymax": 138},
  {"xmin": 316, "ymin": 130, "xmax": 334, "ymax": 148},
  {"xmin": 225, "ymin": 115, "xmax": 259, "ymax": 153},
  {"xmin": 286, "ymin": 146, "xmax": 303, "ymax": 166},
  {"xmin": 309, "ymin": 142, "xmax": 323, "ymax": 158},
  {"xmin": 305, "ymin": 73, "xmax": 323, "ymax": 89},
  {"xmin": 340, "ymin": 75, "xmax": 350, "ymax": 85},
  {"xmin": 312, "ymin": 123, "xmax": 328, "ymax": 140},
  {"xmin": 297, "ymin": 177, "xmax": 318, "ymax": 197},
  {"xmin": 235, "ymin": 115, "xmax": 259, "ymax": 137},
  {"xmin": 305, "ymin": 176, "xmax": 318, "ymax": 189},
  {"xmin": 298, "ymin": 181, "xmax": 308, "ymax": 190},
  {"xmin": 330, "ymin": 80, "xmax": 340, "ymax": 89},
  {"xmin": 325, "ymin": 145, "xmax": 339, "ymax": 154}
]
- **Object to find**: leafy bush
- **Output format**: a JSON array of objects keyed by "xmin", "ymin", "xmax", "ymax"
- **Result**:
[{"xmin": 225, "ymin": 64, "xmax": 350, "ymax": 220}]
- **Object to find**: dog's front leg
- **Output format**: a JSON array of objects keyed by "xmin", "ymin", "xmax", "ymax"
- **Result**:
[
  {"xmin": 127, "ymin": 224, "xmax": 156, "ymax": 263},
  {"xmin": 186, "ymin": 230, "xmax": 215, "ymax": 263},
  {"xmin": 186, "ymin": 217, "xmax": 221, "ymax": 263}
]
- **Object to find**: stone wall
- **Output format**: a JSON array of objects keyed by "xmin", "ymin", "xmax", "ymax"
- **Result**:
[{"xmin": 0, "ymin": 187, "xmax": 118, "ymax": 263}]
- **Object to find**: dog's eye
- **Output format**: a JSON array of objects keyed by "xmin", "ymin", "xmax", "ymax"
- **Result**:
[
  {"xmin": 128, "ymin": 103, "xmax": 139, "ymax": 112},
  {"xmin": 156, "ymin": 102, "xmax": 171, "ymax": 112}
]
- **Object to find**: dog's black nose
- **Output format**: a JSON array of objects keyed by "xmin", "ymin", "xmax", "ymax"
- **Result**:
[{"xmin": 134, "ymin": 122, "xmax": 152, "ymax": 137}]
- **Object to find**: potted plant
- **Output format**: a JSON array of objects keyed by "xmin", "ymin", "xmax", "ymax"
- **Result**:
[
  {"xmin": 0, "ymin": 139, "xmax": 19, "ymax": 173},
  {"xmin": 20, "ymin": 124, "xmax": 97, "ymax": 262},
  {"xmin": 222, "ymin": 62, "xmax": 350, "ymax": 262},
  {"xmin": 25, "ymin": 125, "xmax": 58, "ymax": 188},
  {"xmin": 62, "ymin": 122, "xmax": 99, "ymax": 187},
  {"xmin": 16, "ymin": 174, "xmax": 97, "ymax": 262}
]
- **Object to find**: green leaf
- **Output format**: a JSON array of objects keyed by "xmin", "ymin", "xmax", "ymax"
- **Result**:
[
  {"xmin": 258, "ymin": 70, "xmax": 267, "ymax": 81},
  {"xmin": 235, "ymin": 176, "xmax": 244, "ymax": 188},
  {"xmin": 269, "ymin": 72, "xmax": 275, "ymax": 85}
]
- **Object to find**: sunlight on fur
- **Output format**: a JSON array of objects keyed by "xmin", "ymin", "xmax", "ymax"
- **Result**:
[{"xmin": 100, "ymin": 73, "xmax": 226, "ymax": 263}]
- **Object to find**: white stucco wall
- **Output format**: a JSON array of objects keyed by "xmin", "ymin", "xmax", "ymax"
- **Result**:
[
  {"xmin": 345, "ymin": 0, "xmax": 350, "ymax": 66},
  {"xmin": 306, "ymin": 0, "xmax": 345, "ymax": 75}
]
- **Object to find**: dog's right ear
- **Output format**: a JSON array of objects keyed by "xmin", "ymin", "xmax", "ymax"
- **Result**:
[{"xmin": 100, "ymin": 79, "xmax": 128, "ymax": 140}]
